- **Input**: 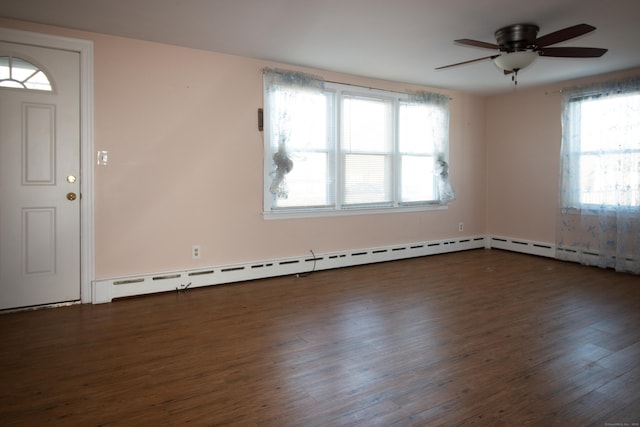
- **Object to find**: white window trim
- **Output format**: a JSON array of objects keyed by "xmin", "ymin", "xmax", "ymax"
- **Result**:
[{"xmin": 263, "ymin": 80, "xmax": 451, "ymax": 219}]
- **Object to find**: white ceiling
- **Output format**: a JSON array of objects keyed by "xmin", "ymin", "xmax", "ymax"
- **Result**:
[{"xmin": 2, "ymin": 0, "xmax": 640, "ymax": 94}]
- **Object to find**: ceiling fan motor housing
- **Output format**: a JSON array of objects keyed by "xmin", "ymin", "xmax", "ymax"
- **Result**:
[{"xmin": 495, "ymin": 24, "xmax": 539, "ymax": 51}]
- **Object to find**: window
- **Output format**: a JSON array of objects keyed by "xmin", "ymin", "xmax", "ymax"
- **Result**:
[
  {"xmin": 0, "ymin": 56, "xmax": 53, "ymax": 91},
  {"xmin": 263, "ymin": 69, "xmax": 452, "ymax": 217},
  {"xmin": 557, "ymin": 77, "xmax": 640, "ymax": 274},
  {"xmin": 561, "ymin": 78, "xmax": 640, "ymax": 209}
]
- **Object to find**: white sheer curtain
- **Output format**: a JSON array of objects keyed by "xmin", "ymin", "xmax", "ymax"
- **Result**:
[
  {"xmin": 408, "ymin": 91, "xmax": 455, "ymax": 202},
  {"xmin": 556, "ymin": 76, "xmax": 640, "ymax": 274},
  {"xmin": 262, "ymin": 68, "xmax": 325, "ymax": 200}
]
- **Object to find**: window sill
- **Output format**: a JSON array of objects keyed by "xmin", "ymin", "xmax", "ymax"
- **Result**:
[{"xmin": 263, "ymin": 203, "xmax": 449, "ymax": 220}]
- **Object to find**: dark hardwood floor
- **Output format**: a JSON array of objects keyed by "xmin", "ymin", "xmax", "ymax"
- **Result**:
[{"xmin": 1, "ymin": 249, "xmax": 639, "ymax": 426}]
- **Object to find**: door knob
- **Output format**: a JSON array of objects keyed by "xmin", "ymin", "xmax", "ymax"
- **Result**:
[{"xmin": 66, "ymin": 192, "xmax": 77, "ymax": 201}]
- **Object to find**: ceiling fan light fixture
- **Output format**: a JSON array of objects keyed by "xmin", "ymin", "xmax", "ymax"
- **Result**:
[{"xmin": 493, "ymin": 51, "xmax": 538, "ymax": 72}]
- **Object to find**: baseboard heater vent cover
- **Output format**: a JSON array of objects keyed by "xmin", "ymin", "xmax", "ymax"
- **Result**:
[
  {"xmin": 92, "ymin": 235, "xmax": 487, "ymax": 303},
  {"xmin": 488, "ymin": 235, "xmax": 555, "ymax": 258}
]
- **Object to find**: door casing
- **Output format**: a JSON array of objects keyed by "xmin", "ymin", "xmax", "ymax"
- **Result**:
[{"xmin": 0, "ymin": 26, "xmax": 94, "ymax": 304}]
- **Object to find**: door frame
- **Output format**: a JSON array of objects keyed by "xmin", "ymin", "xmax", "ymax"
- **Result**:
[{"xmin": 0, "ymin": 26, "xmax": 94, "ymax": 304}]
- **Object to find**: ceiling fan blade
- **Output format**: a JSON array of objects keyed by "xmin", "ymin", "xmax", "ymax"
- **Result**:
[
  {"xmin": 435, "ymin": 55, "xmax": 499, "ymax": 70},
  {"xmin": 454, "ymin": 39, "xmax": 501, "ymax": 50},
  {"xmin": 534, "ymin": 23, "xmax": 596, "ymax": 47},
  {"xmin": 539, "ymin": 47, "xmax": 608, "ymax": 58}
]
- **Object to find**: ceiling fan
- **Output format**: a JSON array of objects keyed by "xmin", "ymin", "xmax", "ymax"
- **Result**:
[{"xmin": 436, "ymin": 23, "xmax": 608, "ymax": 84}]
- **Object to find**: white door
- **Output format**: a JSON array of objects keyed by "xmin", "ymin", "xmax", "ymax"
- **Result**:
[{"xmin": 0, "ymin": 41, "xmax": 81, "ymax": 310}]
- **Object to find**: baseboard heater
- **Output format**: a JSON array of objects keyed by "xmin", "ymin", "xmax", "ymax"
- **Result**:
[
  {"xmin": 488, "ymin": 235, "xmax": 555, "ymax": 258},
  {"xmin": 555, "ymin": 247, "xmax": 638, "ymax": 272},
  {"xmin": 92, "ymin": 235, "xmax": 488, "ymax": 303}
]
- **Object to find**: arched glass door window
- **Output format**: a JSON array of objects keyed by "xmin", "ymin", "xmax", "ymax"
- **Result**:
[{"xmin": 0, "ymin": 55, "xmax": 53, "ymax": 91}]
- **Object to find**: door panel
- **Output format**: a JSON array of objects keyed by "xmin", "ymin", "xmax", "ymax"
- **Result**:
[
  {"xmin": 24, "ymin": 103, "xmax": 56, "ymax": 184},
  {"xmin": 0, "ymin": 42, "xmax": 80, "ymax": 310},
  {"xmin": 24, "ymin": 207, "xmax": 56, "ymax": 275}
]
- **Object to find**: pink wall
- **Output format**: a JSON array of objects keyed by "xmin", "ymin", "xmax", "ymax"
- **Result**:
[
  {"xmin": 1, "ymin": 19, "xmax": 488, "ymax": 279},
  {"xmin": 4, "ymin": 19, "xmax": 638, "ymax": 280},
  {"xmin": 486, "ymin": 86, "xmax": 562, "ymax": 243}
]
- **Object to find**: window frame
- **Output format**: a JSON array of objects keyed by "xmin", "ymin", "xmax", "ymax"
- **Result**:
[
  {"xmin": 263, "ymin": 80, "xmax": 450, "ymax": 219},
  {"xmin": 562, "ymin": 89, "xmax": 640, "ymax": 212},
  {"xmin": 0, "ymin": 55, "xmax": 54, "ymax": 92},
  {"xmin": 340, "ymin": 90, "xmax": 396, "ymax": 209}
]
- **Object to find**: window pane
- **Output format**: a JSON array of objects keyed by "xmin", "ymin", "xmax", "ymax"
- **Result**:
[
  {"xmin": 10, "ymin": 57, "xmax": 38, "ymax": 81},
  {"xmin": 342, "ymin": 96, "xmax": 392, "ymax": 152},
  {"xmin": 25, "ymin": 71, "xmax": 52, "ymax": 91},
  {"xmin": 0, "ymin": 79, "xmax": 24, "ymax": 89},
  {"xmin": 271, "ymin": 89, "xmax": 331, "ymax": 152},
  {"xmin": 580, "ymin": 94, "xmax": 640, "ymax": 153},
  {"xmin": 344, "ymin": 154, "xmax": 391, "ymax": 205},
  {"xmin": 273, "ymin": 152, "xmax": 333, "ymax": 208},
  {"xmin": 267, "ymin": 86, "xmax": 334, "ymax": 208},
  {"xmin": 399, "ymin": 102, "xmax": 439, "ymax": 154},
  {"xmin": 401, "ymin": 155, "xmax": 435, "ymax": 202},
  {"xmin": 580, "ymin": 152, "xmax": 640, "ymax": 207}
]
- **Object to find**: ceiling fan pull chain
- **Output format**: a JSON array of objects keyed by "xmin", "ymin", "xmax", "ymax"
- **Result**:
[{"xmin": 510, "ymin": 69, "xmax": 523, "ymax": 91}]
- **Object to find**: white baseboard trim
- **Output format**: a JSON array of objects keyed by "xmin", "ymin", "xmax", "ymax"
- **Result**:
[
  {"xmin": 92, "ymin": 235, "xmax": 487, "ymax": 303},
  {"xmin": 92, "ymin": 234, "xmax": 559, "ymax": 304},
  {"xmin": 487, "ymin": 235, "xmax": 556, "ymax": 258}
]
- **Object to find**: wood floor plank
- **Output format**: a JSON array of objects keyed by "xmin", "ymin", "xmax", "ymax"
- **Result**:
[{"xmin": 1, "ymin": 249, "xmax": 639, "ymax": 426}]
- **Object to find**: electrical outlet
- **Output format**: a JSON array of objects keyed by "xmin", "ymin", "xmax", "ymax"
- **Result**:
[
  {"xmin": 458, "ymin": 222, "xmax": 464, "ymax": 232},
  {"xmin": 192, "ymin": 245, "xmax": 201, "ymax": 259}
]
